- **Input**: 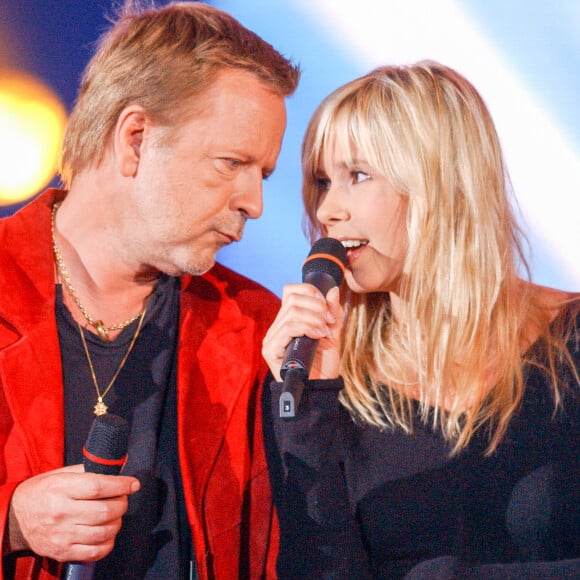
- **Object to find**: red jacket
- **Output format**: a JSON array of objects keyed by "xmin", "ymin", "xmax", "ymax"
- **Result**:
[{"xmin": 0, "ymin": 190, "xmax": 280, "ymax": 579}]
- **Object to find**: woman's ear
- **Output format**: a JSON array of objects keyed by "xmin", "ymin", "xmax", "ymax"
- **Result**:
[{"xmin": 114, "ymin": 105, "xmax": 147, "ymax": 177}]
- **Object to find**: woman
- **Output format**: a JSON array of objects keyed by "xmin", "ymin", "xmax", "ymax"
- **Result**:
[{"xmin": 262, "ymin": 61, "xmax": 579, "ymax": 578}]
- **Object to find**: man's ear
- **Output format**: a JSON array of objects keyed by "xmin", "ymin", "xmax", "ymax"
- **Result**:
[{"xmin": 114, "ymin": 105, "xmax": 147, "ymax": 177}]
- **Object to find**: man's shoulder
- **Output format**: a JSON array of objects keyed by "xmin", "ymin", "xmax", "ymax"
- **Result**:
[
  {"xmin": 0, "ymin": 189, "xmax": 63, "ymax": 249},
  {"xmin": 0, "ymin": 189, "xmax": 59, "ymax": 281},
  {"xmin": 182, "ymin": 262, "xmax": 280, "ymax": 314},
  {"xmin": 210, "ymin": 262, "xmax": 276, "ymax": 291}
]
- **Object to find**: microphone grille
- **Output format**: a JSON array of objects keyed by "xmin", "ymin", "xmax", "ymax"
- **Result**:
[
  {"xmin": 83, "ymin": 413, "xmax": 130, "ymax": 475},
  {"xmin": 302, "ymin": 237, "xmax": 347, "ymax": 286}
]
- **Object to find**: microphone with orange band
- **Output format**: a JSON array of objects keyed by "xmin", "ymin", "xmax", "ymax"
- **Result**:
[{"xmin": 279, "ymin": 238, "xmax": 347, "ymax": 418}]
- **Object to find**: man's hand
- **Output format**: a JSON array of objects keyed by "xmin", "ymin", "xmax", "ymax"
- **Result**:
[{"xmin": 7, "ymin": 464, "xmax": 140, "ymax": 562}]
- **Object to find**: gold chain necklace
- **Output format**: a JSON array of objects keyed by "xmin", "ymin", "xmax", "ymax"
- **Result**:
[
  {"xmin": 77, "ymin": 309, "xmax": 146, "ymax": 416},
  {"xmin": 51, "ymin": 202, "xmax": 144, "ymax": 342},
  {"xmin": 51, "ymin": 202, "xmax": 148, "ymax": 415}
]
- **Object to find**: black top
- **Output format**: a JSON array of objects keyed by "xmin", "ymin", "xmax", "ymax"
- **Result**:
[
  {"xmin": 264, "ymin": 305, "xmax": 580, "ymax": 579},
  {"xmin": 57, "ymin": 276, "xmax": 194, "ymax": 579}
]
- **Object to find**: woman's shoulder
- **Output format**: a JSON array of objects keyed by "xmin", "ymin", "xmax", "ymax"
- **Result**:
[
  {"xmin": 545, "ymin": 287, "xmax": 579, "ymax": 340},
  {"xmin": 526, "ymin": 284, "xmax": 579, "ymax": 337},
  {"xmin": 532, "ymin": 284, "xmax": 579, "ymax": 311},
  {"xmin": 523, "ymin": 284, "xmax": 579, "ymax": 386},
  {"xmin": 538, "ymin": 286, "xmax": 579, "ymax": 391}
]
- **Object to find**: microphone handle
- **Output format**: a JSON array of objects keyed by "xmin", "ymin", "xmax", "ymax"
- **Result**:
[
  {"xmin": 280, "ymin": 335, "xmax": 317, "ymax": 380},
  {"xmin": 303, "ymin": 271, "xmax": 338, "ymax": 296},
  {"xmin": 61, "ymin": 562, "xmax": 95, "ymax": 580},
  {"xmin": 61, "ymin": 414, "xmax": 129, "ymax": 580},
  {"xmin": 279, "ymin": 367, "xmax": 307, "ymax": 419},
  {"xmin": 280, "ymin": 270, "xmax": 337, "ymax": 380},
  {"xmin": 279, "ymin": 271, "xmax": 338, "ymax": 418}
]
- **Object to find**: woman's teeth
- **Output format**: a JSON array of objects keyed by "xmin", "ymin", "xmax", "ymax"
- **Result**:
[{"xmin": 341, "ymin": 240, "xmax": 368, "ymax": 249}]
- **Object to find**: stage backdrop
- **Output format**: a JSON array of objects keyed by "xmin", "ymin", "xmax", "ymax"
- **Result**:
[{"xmin": 1, "ymin": 0, "xmax": 578, "ymax": 296}]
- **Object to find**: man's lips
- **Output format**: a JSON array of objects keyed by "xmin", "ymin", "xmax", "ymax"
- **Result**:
[{"xmin": 217, "ymin": 230, "xmax": 242, "ymax": 244}]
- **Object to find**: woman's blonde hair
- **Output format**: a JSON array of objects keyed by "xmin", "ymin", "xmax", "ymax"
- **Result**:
[
  {"xmin": 302, "ymin": 60, "xmax": 577, "ymax": 453},
  {"xmin": 59, "ymin": 1, "xmax": 300, "ymax": 188}
]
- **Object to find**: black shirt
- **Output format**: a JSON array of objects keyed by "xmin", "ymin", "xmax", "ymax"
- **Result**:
[
  {"xmin": 57, "ymin": 276, "xmax": 194, "ymax": 579},
  {"xmin": 265, "ymin": 305, "xmax": 580, "ymax": 579}
]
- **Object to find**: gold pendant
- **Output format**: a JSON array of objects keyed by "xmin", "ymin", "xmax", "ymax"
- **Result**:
[
  {"xmin": 95, "ymin": 320, "xmax": 110, "ymax": 342},
  {"xmin": 94, "ymin": 398, "xmax": 108, "ymax": 416}
]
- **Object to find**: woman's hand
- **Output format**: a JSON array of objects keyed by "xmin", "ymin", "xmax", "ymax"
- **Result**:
[{"xmin": 263, "ymin": 284, "xmax": 343, "ymax": 381}]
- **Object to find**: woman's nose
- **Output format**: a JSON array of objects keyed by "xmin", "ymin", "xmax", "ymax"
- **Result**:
[{"xmin": 316, "ymin": 185, "xmax": 350, "ymax": 225}]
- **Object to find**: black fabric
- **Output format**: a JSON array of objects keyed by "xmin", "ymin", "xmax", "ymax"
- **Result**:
[
  {"xmin": 264, "ymin": 305, "xmax": 580, "ymax": 579},
  {"xmin": 57, "ymin": 275, "xmax": 194, "ymax": 579}
]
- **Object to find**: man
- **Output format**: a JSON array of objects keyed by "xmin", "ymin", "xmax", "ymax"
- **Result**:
[{"xmin": 0, "ymin": 2, "xmax": 299, "ymax": 578}]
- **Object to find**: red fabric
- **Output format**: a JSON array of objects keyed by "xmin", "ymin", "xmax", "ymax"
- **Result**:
[{"xmin": 0, "ymin": 190, "xmax": 280, "ymax": 579}]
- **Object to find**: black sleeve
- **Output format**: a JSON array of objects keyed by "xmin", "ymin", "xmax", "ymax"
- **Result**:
[
  {"xmin": 263, "ymin": 375, "xmax": 372, "ymax": 579},
  {"xmin": 404, "ymin": 307, "xmax": 580, "ymax": 579},
  {"xmin": 404, "ymin": 556, "xmax": 580, "ymax": 579}
]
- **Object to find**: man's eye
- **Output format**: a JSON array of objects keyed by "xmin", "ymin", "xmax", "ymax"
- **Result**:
[
  {"xmin": 225, "ymin": 159, "xmax": 241, "ymax": 169},
  {"xmin": 353, "ymin": 170, "xmax": 370, "ymax": 184},
  {"xmin": 215, "ymin": 158, "xmax": 242, "ymax": 175}
]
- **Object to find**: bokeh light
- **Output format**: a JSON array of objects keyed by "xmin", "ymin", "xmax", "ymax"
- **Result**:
[{"xmin": 0, "ymin": 69, "xmax": 67, "ymax": 205}]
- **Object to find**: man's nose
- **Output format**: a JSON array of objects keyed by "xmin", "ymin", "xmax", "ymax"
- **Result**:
[{"xmin": 231, "ymin": 173, "xmax": 263, "ymax": 219}]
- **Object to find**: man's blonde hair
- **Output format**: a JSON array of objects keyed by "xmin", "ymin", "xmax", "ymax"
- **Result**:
[
  {"xmin": 302, "ymin": 61, "xmax": 577, "ymax": 453},
  {"xmin": 59, "ymin": 1, "xmax": 300, "ymax": 187}
]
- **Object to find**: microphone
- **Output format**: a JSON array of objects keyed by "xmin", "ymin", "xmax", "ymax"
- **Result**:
[
  {"xmin": 279, "ymin": 237, "xmax": 347, "ymax": 418},
  {"xmin": 61, "ymin": 414, "xmax": 130, "ymax": 580}
]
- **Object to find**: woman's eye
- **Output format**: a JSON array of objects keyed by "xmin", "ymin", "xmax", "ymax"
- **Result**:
[
  {"xmin": 352, "ymin": 170, "xmax": 370, "ymax": 184},
  {"xmin": 315, "ymin": 177, "xmax": 330, "ymax": 194}
]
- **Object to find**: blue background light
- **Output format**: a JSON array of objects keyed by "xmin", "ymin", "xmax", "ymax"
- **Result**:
[{"xmin": 1, "ymin": 0, "xmax": 578, "ymax": 295}]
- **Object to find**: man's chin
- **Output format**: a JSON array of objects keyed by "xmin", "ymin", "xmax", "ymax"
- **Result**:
[
  {"xmin": 161, "ymin": 248, "xmax": 218, "ymax": 277},
  {"xmin": 180, "ymin": 258, "xmax": 216, "ymax": 277}
]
